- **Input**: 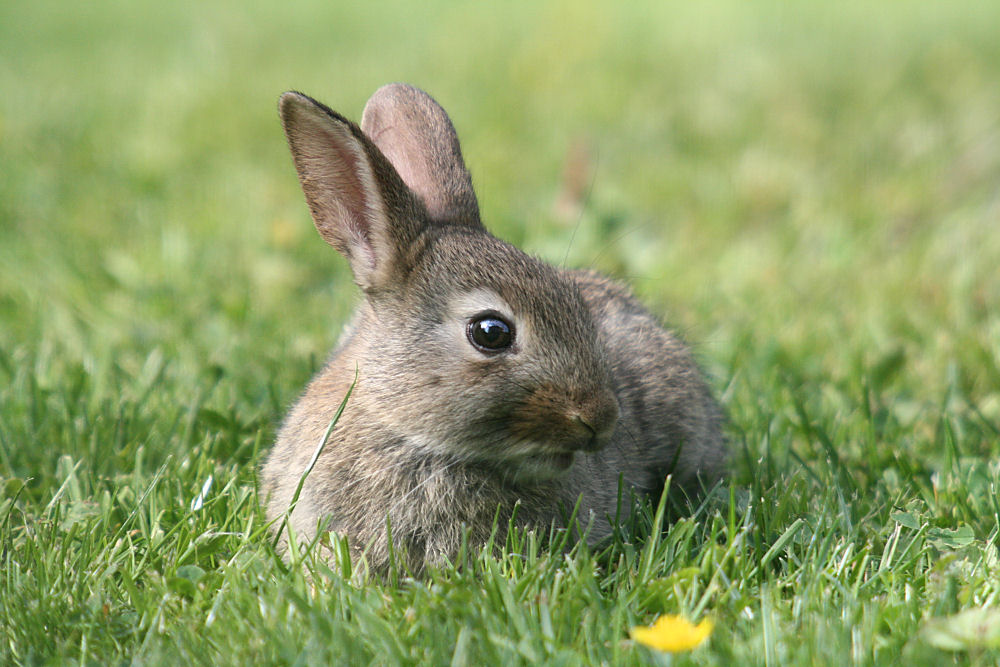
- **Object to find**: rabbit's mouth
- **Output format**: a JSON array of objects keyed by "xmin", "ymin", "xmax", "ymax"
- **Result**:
[
  {"xmin": 510, "ymin": 449, "xmax": 578, "ymax": 481},
  {"xmin": 546, "ymin": 451, "xmax": 576, "ymax": 471}
]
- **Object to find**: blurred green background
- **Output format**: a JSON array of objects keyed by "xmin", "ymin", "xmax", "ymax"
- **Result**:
[{"xmin": 2, "ymin": 0, "xmax": 1000, "ymax": 662}]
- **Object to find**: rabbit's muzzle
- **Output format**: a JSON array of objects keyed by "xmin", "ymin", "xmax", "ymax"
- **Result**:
[{"xmin": 511, "ymin": 385, "xmax": 620, "ymax": 455}]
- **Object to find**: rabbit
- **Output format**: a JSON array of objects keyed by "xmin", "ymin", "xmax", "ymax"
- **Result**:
[{"xmin": 260, "ymin": 83, "xmax": 726, "ymax": 575}]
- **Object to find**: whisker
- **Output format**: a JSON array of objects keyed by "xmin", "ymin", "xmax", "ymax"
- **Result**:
[
  {"xmin": 560, "ymin": 145, "xmax": 600, "ymax": 269},
  {"xmin": 584, "ymin": 220, "xmax": 654, "ymax": 273}
]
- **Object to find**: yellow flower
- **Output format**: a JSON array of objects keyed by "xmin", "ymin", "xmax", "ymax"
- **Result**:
[{"xmin": 630, "ymin": 615, "xmax": 714, "ymax": 653}]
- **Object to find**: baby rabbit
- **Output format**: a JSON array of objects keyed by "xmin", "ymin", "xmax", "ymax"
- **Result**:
[{"xmin": 261, "ymin": 84, "xmax": 725, "ymax": 574}]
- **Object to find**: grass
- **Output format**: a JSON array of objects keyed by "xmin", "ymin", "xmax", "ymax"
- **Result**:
[{"xmin": 2, "ymin": 0, "xmax": 1000, "ymax": 664}]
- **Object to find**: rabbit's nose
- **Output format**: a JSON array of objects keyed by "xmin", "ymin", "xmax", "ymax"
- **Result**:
[{"xmin": 573, "ymin": 393, "xmax": 619, "ymax": 451}]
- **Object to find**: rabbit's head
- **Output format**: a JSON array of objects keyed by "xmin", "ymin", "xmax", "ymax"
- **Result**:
[{"xmin": 280, "ymin": 85, "xmax": 620, "ymax": 481}]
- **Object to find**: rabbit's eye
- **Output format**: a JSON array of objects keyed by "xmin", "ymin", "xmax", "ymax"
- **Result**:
[{"xmin": 467, "ymin": 315, "xmax": 514, "ymax": 352}]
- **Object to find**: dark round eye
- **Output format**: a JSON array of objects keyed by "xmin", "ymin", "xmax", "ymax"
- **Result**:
[{"xmin": 467, "ymin": 315, "xmax": 514, "ymax": 352}]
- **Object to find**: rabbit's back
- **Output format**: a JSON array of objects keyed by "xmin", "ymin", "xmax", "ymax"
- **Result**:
[{"xmin": 554, "ymin": 270, "xmax": 725, "ymax": 539}]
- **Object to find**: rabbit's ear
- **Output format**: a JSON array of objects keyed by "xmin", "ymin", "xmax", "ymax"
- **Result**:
[
  {"xmin": 361, "ymin": 84, "xmax": 481, "ymax": 227},
  {"xmin": 279, "ymin": 91, "xmax": 422, "ymax": 292}
]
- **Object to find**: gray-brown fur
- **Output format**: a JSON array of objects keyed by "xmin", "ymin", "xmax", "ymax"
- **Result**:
[{"xmin": 261, "ymin": 84, "xmax": 726, "ymax": 574}]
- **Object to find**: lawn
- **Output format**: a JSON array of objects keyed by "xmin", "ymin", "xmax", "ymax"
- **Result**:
[{"xmin": 2, "ymin": 0, "xmax": 999, "ymax": 664}]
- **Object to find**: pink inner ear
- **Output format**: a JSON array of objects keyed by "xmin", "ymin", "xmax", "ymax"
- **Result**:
[
  {"xmin": 372, "ymin": 129, "xmax": 440, "ymax": 215},
  {"xmin": 361, "ymin": 85, "xmax": 478, "ymax": 226},
  {"xmin": 296, "ymin": 121, "xmax": 379, "ymax": 272}
]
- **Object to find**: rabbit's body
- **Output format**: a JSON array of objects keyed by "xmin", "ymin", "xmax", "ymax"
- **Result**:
[{"xmin": 261, "ymin": 84, "xmax": 725, "ymax": 573}]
